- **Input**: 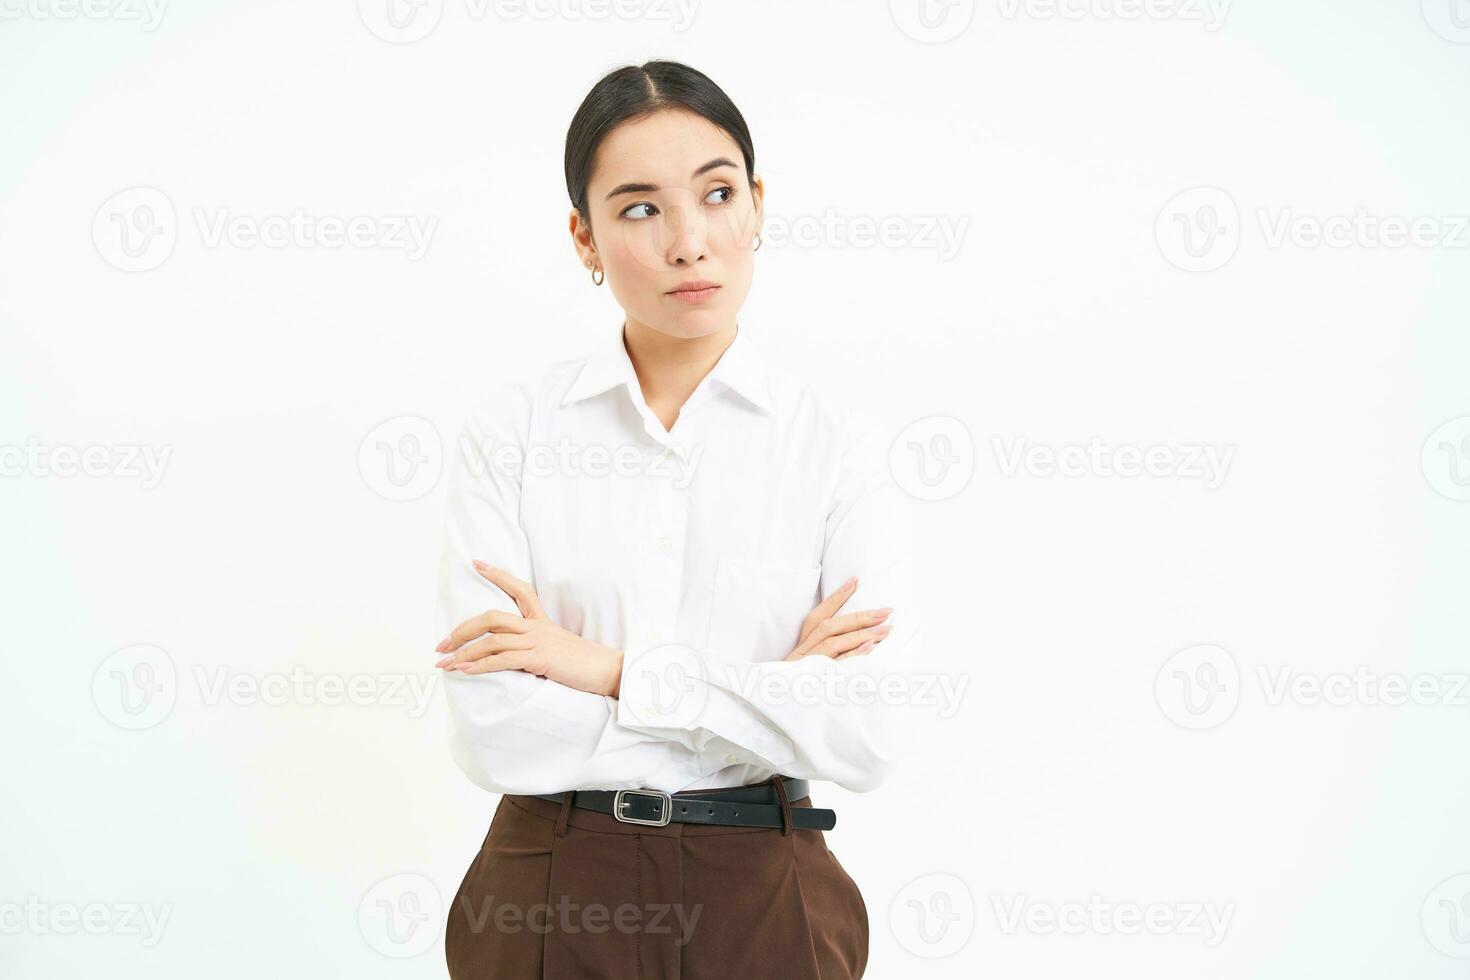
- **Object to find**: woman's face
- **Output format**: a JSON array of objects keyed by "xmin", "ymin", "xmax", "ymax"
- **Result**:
[{"xmin": 572, "ymin": 108, "xmax": 763, "ymax": 340}]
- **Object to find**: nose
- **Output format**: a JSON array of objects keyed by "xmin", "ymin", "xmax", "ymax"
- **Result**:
[{"xmin": 663, "ymin": 200, "xmax": 708, "ymax": 266}]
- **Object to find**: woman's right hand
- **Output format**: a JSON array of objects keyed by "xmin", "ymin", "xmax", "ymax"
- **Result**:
[{"xmin": 783, "ymin": 576, "xmax": 893, "ymax": 662}]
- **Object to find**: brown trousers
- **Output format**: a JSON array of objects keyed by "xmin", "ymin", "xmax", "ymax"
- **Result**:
[{"xmin": 445, "ymin": 782, "xmax": 869, "ymax": 979}]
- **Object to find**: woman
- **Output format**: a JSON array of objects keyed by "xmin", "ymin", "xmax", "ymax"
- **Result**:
[{"xmin": 433, "ymin": 60, "xmax": 918, "ymax": 979}]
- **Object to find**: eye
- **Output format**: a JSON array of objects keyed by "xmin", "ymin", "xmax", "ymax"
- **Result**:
[
  {"xmin": 705, "ymin": 185, "xmax": 736, "ymax": 206},
  {"xmin": 620, "ymin": 202, "xmax": 658, "ymax": 220}
]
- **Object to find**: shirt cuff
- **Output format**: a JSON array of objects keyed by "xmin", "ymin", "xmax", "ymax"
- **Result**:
[
  {"xmin": 616, "ymin": 643, "xmax": 799, "ymax": 770},
  {"xmin": 616, "ymin": 642, "xmax": 702, "ymax": 732}
]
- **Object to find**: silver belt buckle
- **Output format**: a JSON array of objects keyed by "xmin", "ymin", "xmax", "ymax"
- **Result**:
[{"xmin": 613, "ymin": 788, "xmax": 673, "ymax": 826}]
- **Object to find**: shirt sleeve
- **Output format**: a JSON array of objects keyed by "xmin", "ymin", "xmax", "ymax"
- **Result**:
[
  {"xmin": 436, "ymin": 385, "xmax": 623, "ymax": 796},
  {"xmin": 614, "ymin": 407, "xmax": 924, "ymax": 792}
]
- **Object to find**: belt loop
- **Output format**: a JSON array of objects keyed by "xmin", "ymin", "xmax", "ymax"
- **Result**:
[
  {"xmin": 770, "ymin": 775, "xmax": 792, "ymax": 837},
  {"xmin": 554, "ymin": 790, "xmax": 573, "ymax": 837}
]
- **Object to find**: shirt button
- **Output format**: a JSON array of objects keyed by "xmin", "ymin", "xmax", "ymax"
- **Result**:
[
  {"xmin": 724, "ymin": 754, "xmax": 738, "ymax": 764},
  {"xmin": 655, "ymin": 535, "xmax": 673, "ymax": 553}
]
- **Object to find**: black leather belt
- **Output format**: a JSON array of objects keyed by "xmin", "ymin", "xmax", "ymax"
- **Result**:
[{"xmin": 533, "ymin": 777, "xmax": 836, "ymax": 831}]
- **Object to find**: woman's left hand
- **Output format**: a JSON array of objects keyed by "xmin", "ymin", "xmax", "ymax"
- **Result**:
[{"xmin": 434, "ymin": 560, "xmax": 624, "ymax": 698}]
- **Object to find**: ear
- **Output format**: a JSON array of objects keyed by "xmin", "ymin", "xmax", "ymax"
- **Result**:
[
  {"xmin": 569, "ymin": 207, "xmax": 596, "ymax": 267},
  {"xmin": 750, "ymin": 174, "xmax": 765, "ymax": 240}
]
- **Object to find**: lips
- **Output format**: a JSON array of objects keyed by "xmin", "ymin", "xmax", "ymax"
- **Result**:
[{"xmin": 667, "ymin": 280, "xmax": 719, "ymax": 294}]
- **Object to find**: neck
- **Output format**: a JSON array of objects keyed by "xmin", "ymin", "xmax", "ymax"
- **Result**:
[{"xmin": 621, "ymin": 318, "xmax": 737, "ymax": 414}]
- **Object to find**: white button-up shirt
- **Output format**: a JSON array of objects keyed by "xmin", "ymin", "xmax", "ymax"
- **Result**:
[{"xmin": 435, "ymin": 323, "xmax": 920, "ymax": 795}]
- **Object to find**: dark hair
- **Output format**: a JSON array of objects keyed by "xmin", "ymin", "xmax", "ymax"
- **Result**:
[{"xmin": 564, "ymin": 60, "xmax": 756, "ymax": 229}]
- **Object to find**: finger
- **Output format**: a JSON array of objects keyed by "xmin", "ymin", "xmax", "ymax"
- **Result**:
[
  {"xmin": 473, "ymin": 560, "xmax": 547, "ymax": 619},
  {"xmin": 455, "ymin": 650, "xmax": 538, "ymax": 675},
  {"xmin": 438, "ymin": 632, "xmax": 529, "ymax": 668},
  {"xmin": 792, "ymin": 608, "xmax": 892, "ymax": 659},
  {"xmin": 437, "ymin": 632, "xmax": 534, "ymax": 668},
  {"xmin": 438, "ymin": 610, "xmax": 530, "ymax": 657},
  {"xmin": 834, "ymin": 639, "xmax": 877, "ymax": 661},
  {"xmin": 809, "ymin": 623, "xmax": 892, "ymax": 660},
  {"xmin": 798, "ymin": 576, "xmax": 858, "ymax": 644},
  {"xmin": 440, "ymin": 608, "xmax": 529, "ymax": 653}
]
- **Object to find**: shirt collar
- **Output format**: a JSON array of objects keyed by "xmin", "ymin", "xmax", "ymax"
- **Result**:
[{"xmin": 560, "ymin": 323, "xmax": 772, "ymax": 414}]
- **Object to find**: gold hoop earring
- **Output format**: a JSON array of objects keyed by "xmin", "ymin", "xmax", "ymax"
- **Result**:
[
  {"xmin": 753, "ymin": 234, "xmax": 762, "ymax": 252},
  {"xmin": 589, "ymin": 264, "xmax": 604, "ymax": 286}
]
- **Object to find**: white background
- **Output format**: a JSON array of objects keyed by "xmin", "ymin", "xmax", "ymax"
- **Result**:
[{"xmin": 3, "ymin": 0, "xmax": 1470, "ymax": 977}]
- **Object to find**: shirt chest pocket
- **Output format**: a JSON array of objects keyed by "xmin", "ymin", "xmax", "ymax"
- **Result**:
[{"xmin": 706, "ymin": 556, "xmax": 823, "ymax": 662}]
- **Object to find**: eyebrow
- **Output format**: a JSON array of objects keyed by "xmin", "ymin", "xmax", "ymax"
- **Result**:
[{"xmin": 603, "ymin": 157, "xmax": 739, "ymax": 200}]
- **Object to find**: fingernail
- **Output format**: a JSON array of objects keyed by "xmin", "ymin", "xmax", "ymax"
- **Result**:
[
  {"xmin": 858, "ymin": 640, "xmax": 875, "ymax": 652},
  {"xmin": 434, "ymin": 656, "xmax": 453, "ymax": 668},
  {"xmin": 843, "ymin": 576, "xmax": 857, "ymax": 590},
  {"xmin": 453, "ymin": 662, "xmax": 472, "ymax": 671},
  {"xmin": 874, "ymin": 625, "xmax": 892, "ymax": 635},
  {"xmin": 871, "ymin": 607, "xmax": 893, "ymax": 619},
  {"xmin": 435, "ymin": 636, "xmax": 452, "ymax": 653}
]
